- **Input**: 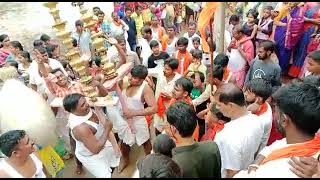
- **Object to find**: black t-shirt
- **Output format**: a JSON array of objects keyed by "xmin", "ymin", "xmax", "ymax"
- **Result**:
[{"xmin": 147, "ymin": 52, "xmax": 170, "ymax": 68}]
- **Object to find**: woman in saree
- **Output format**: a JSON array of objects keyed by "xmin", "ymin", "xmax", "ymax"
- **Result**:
[
  {"xmin": 289, "ymin": 2, "xmax": 320, "ymax": 78},
  {"xmin": 0, "ymin": 34, "xmax": 11, "ymax": 66},
  {"xmin": 273, "ymin": 2, "xmax": 304, "ymax": 75}
]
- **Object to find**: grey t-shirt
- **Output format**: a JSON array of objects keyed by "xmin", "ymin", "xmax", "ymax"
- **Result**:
[{"xmin": 245, "ymin": 58, "xmax": 281, "ymax": 92}]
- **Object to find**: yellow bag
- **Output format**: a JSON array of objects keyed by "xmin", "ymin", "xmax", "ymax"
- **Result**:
[{"xmin": 37, "ymin": 146, "xmax": 65, "ymax": 177}]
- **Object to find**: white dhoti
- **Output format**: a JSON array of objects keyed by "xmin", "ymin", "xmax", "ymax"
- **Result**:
[
  {"xmin": 76, "ymin": 141, "xmax": 120, "ymax": 178},
  {"xmin": 106, "ymin": 103, "xmax": 150, "ymax": 146}
]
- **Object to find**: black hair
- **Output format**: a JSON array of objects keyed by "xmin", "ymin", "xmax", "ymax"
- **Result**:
[
  {"xmin": 191, "ymin": 71, "xmax": 205, "ymax": 83},
  {"xmin": 263, "ymin": 5, "xmax": 274, "ymax": 11},
  {"xmin": 135, "ymin": 5, "xmax": 142, "ymax": 11},
  {"xmin": 0, "ymin": 130, "xmax": 26, "ymax": 157},
  {"xmin": 89, "ymin": 56, "xmax": 102, "ymax": 67},
  {"xmin": 164, "ymin": 58, "xmax": 179, "ymax": 70},
  {"xmin": 63, "ymin": 93, "xmax": 84, "ymax": 113},
  {"xmin": 229, "ymin": 14, "xmax": 240, "ymax": 24},
  {"xmin": 247, "ymin": 9, "xmax": 259, "ymax": 19},
  {"xmin": 244, "ymin": 78, "xmax": 272, "ymax": 102},
  {"xmin": 166, "ymin": 102, "xmax": 197, "ymax": 137},
  {"xmin": 7, "ymin": 61, "xmax": 18, "ymax": 70},
  {"xmin": 272, "ymin": 82, "xmax": 320, "ymax": 136},
  {"xmin": 212, "ymin": 65, "xmax": 224, "ymax": 81},
  {"xmin": 175, "ymin": 77, "xmax": 193, "ymax": 95},
  {"xmin": 142, "ymin": 26, "xmax": 152, "ymax": 35},
  {"xmin": 97, "ymin": 10, "xmax": 105, "ymax": 16},
  {"xmin": 176, "ymin": 37, "xmax": 188, "ymax": 47},
  {"xmin": 191, "ymin": 49, "xmax": 202, "ymax": 59},
  {"xmin": 51, "ymin": 68, "xmax": 63, "ymax": 74},
  {"xmin": 46, "ymin": 44, "xmax": 59, "ymax": 58},
  {"xmin": 20, "ymin": 51, "xmax": 32, "ymax": 63},
  {"xmin": 219, "ymin": 83, "xmax": 246, "ymax": 107},
  {"xmin": 153, "ymin": 134, "xmax": 176, "ymax": 158},
  {"xmin": 131, "ymin": 65, "xmax": 148, "ymax": 79},
  {"xmin": 93, "ymin": 6, "xmax": 100, "ymax": 10},
  {"xmin": 210, "ymin": 104, "xmax": 231, "ymax": 123},
  {"xmin": 40, "ymin": 34, "xmax": 51, "ymax": 42},
  {"xmin": 233, "ymin": 24, "xmax": 244, "ymax": 34},
  {"xmin": 214, "ymin": 53, "xmax": 229, "ymax": 67},
  {"xmin": 192, "ymin": 36, "xmax": 201, "ymax": 44},
  {"xmin": 149, "ymin": 40, "xmax": 159, "ymax": 49},
  {"xmin": 125, "ymin": 7, "xmax": 132, "ymax": 12},
  {"xmin": 259, "ymin": 40, "xmax": 275, "ymax": 53},
  {"xmin": 188, "ymin": 21, "xmax": 197, "ymax": 28},
  {"xmin": 0, "ymin": 34, "xmax": 9, "ymax": 48},
  {"xmin": 34, "ymin": 46, "xmax": 47, "ymax": 55},
  {"xmin": 308, "ymin": 50, "xmax": 320, "ymax": 64},
  {"xmin": 33, "ymin": 39, "xmax": 45, "ymax": 48},
  {"xmin": 303, "ymin": 75, "xmax": 320, "ymax": 87},
  {"xmin": 75, "ymin": 20, "xmax": 84, "ymax": 27},
  {"xmin": 72, "ymin": 38, "xmax": 78, "ymax": 47},
  {"xmin": 166, "ymin": 24, "xmax": 175, "ymax": 30},
  {"xmin": 137, "ymin": 154, "xmax": 182, "ymax": 178},
  {"xmin": 0, "ymin": 34, "xmax": 8, "ymax": 43},
  {"xmin": 10, "ymin": 41, "xmax": 23, "ymax": 51}
]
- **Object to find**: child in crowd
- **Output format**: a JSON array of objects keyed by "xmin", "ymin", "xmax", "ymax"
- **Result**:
[
  {"xmin": 137, "ymin": 134, "xmax": 181, "ymax": 178},
  {"xmin": 173, "ymin": 37, "xmax": 192, "ymax": 75},
  {"xmin": 256, "ymin": 6, "xmax": 274, "ymax": 46},
  {"xmin": 213, "ymin": 53, "xmax": 233, "ymax": 83},
  {"xmin": 88, "ymin": 56, "xmax": 102, "ymax": 77},
  {"xmin": 189, "ymin": 71, "xmax": 209, "ymax": 140},
  {"xmin": 192, "ymin": 37, "xmax": 201, "ymax": 51},
  {"xmin": 148, "ymin": 40, "xmax": 170, "ymax": 68},
  {"xmin": 185, "ymin": 49, "xmax": 207, "ymax": 80}
]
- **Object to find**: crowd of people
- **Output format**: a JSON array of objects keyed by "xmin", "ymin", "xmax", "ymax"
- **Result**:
[{"xmin": 0, "ymin": 1, "xmax": 320, "ymax": 178}]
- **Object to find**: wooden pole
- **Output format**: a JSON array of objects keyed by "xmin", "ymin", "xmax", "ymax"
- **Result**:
[
  {"xmin": 209, "ymin": 16, "xmax": 215, "ymax": 89},
  {"xmin": 218, "ymin": 2, "xmax": 226, "ymax": 53}
]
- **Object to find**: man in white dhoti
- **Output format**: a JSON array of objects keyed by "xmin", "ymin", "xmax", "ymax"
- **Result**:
[
  {"xmin": 111, "ymin": 65, "xmax": 157, "ymax": 173},
  {"xmin": 63, "ymin": 93, "xmax": 120, "ymax": 178}
]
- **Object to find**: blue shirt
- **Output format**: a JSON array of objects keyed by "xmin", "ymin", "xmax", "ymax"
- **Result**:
[{"xmin": 122, "ymin": 16, "xmax": 137, "ymax": 45}]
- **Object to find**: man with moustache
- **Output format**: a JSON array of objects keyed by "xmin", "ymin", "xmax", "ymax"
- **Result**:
[
  {"xmin": 234, "ymin": 82, "xmax": 320, "ymax": 178},
  {"xmin": 245, "ymin": 40, "xmax": 281, "ymax": 92}
]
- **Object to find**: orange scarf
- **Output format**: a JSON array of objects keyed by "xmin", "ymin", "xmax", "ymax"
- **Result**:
[
  {"xmin": 261, "ymin": 134, "xmax": 320, "ymax": 165},
  {"xmin": 161, "ymin": 35, "xmax": 168, "ymax": 51},
  {"xmin": 169, "ymin": 97, "xmax": 200, "ymax": 141},
  {"xmin": 222, "ymin": 68, "xmax": 231, "ymax": 82},
  {"xmin": 157, "ymin": 93, "xmax": 171, "ymax": 118},
  {"xmin": 254, "ymin": 103, "xmax": 268, "ymax": 116},
  {"xmin": 176, "ymin": 51, "xmax": 192, "ymax": 75}
]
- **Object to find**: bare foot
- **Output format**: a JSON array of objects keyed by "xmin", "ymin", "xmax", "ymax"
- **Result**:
[
  {"xmin": 75, "ymin": 165, "xmax": 83, "ymax": 175},
  {"xmin": 117, "ymin": 157, "xmax": 129, "ymax": 173},
  {"xmin": 62, "ymin": 152, "xmax": 74, "ymax": 160}
]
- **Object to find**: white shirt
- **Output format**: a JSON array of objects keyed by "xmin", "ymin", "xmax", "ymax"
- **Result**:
[
  {"xmin": 235, "ymin": 138, "xmax": 320, "ymax": 178},
  {"xmin": 71, "ymin": 30, "xmax": 92, "ymax": 57},
  {"xmin": 0, "ymin": 153, "xmax": 46, "ymax": 178},
  {"xmin": 256, "ymin": 103, "xmax": 273, "ymax": 153},
  {"xmin": 215, "ymin": 112, "xmax": 264, "ymax": 177},
  {"xmin": 183, "ymin": 32, "xmax": 202, "ymax": 52},
  {"xmin": 165, "ymin": 37, "xmax": 178, "ymax": 57},
  {"xmin": 148, "ymin": 67, "xmax": 181, "ymax": 99}
]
